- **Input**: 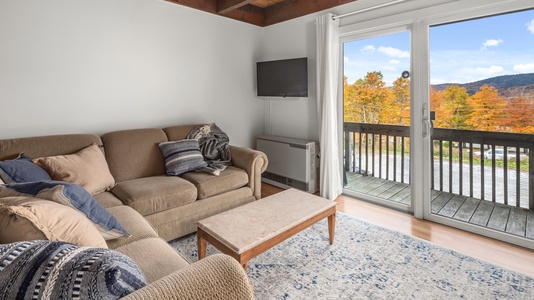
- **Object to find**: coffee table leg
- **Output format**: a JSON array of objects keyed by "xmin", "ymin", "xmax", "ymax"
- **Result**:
[
  {"xmin": 197, "ymin": 230, "xmax": 206, "ymax": 260},
  {"xmin": 328, "ymin": 213, "xmax": 336, "ymax": 244}
]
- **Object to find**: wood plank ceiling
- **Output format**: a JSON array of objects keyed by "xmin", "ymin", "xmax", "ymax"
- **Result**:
[{"xmin": 165, "ymin": 0, "xmax": 358, "ymax": 27}]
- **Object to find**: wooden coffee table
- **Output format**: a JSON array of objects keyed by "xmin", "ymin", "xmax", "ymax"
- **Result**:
[{"xmin": 196, "ymin": 188, "xmax": 337, "ymax": 269}]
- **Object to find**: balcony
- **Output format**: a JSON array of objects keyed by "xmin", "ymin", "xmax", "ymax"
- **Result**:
[{"xmin": 343, "ymin": 122, "xmax": 534, "ymax": 239}]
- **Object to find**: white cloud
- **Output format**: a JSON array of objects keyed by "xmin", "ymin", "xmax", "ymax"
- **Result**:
[
  {"xmin": 344, "ymin": 56, "xmax": 349, "ymax": 63},
  {"xmin": 360, "ymin": 45, "xmax": 375, "ymax": 52},
  {"xmin": 513, "ymin": 63, "xmax": 534, "ymax": 73},
  {"xmin": 389, "ymin": 59, "xmax": 400, "ymax": 65},
  {"xmin": 527, "ymin": 20, "xmax": 534, "ymax": 34},
  {"xmin": 377, "ymin": 46, "xmax": 409, "ymax": 58},
  {"xmin": 482, "ymin": 39, "xmax": 503, "ymax": 48},
  {"xmin": 475, "ymin": 65, "xmax": 504, "ymax": 76},
  {"xmin": 382, "ymin": 65, "xmax": 397, "ymax": 72}
]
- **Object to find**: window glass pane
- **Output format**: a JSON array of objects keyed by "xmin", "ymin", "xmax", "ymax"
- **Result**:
[{"xmin": 430, "ymin": 9, "xmax": 534, "ymax": 134}]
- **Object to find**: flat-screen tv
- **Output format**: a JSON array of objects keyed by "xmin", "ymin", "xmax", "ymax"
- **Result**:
[{"xmin": 256, "ymin": 58, "xmax": 308, "ymax": 98}]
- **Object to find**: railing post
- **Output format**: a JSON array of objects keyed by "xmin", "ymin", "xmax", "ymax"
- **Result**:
[
  {"xmin": 480, "ymin": 144, "xmax": 485, "ymax": 200},
  {"xmin": 449, "ymin": 140, "xmax": 453, "ymax": 193},
  {"xmin": 517, "ymin": 146, "xmax": 521, "ymax": 207},
  {"xmin": 491, "ymin": 144, "xmax": 496, "ymax": 203},
  {"xmin": 344, "ymin": 130, "xmax": 350, "ymax": 172},
  {"xmin": 352, "ymin": 132, "xmax": 356, "ymax": 172},
  {"xmin": 401, "ymin": 137, "xmax": 405, "ymax": 183},
  {"xmin": 431, "ymin": 139, "xmax": 434, "ymax": 190},
  {"xmin": 459, "ymin": 142, "xmax": 463, "ymax": 195},
  {"xmin": 469, "ymin": 143, "xmax": 473, "ymax": 198},
  {"xmin": 529, "ymin": 146, "xmax": 534, "ymax": 210}
]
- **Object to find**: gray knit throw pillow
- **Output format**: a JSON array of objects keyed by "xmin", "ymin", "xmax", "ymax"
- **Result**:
[{"xmin": 159, "ymin": 139, "xmax": 208, "ymax": 176}]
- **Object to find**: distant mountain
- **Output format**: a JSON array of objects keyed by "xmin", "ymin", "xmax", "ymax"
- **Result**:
[{"xmin": 432, "ymin": 73, "xmax": 534, "ymax": 96}]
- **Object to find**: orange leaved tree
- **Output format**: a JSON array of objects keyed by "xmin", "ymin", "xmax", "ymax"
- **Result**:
[{"xmin": 465, "ymin": 85, "xmax": 507, "ymax": 131}]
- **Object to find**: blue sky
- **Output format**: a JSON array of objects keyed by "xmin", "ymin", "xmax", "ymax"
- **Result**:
[{"xmin": 343, "ymin": 9, "xmax": 534, "ymax": 86}]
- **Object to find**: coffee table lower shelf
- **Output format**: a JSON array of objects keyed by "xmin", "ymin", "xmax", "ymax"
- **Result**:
[{"xmin": 197, "ymin": 205, "xmax": 336, "ymax": 270}]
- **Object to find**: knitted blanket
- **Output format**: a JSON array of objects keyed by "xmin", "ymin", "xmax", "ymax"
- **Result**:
[
  {"xmin": 187, "ymin": 123, "xmax": 231, "ymax": 176},
  {"xmin": 0, "ymin": 240, "xmax": 147, "ymax": 299}
]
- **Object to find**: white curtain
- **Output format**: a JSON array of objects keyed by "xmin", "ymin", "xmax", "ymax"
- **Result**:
[{"xmin": 316, "ymin": 13, "xmax": 342, "ymax": 200}]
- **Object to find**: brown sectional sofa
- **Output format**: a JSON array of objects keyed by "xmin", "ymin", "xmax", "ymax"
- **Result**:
[{"xmin": 0, "ymin": 124, "xmax": 268, "ymax": 299}]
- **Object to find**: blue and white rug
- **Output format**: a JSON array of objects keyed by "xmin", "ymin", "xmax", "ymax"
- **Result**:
[{"xmin": 169, "ymin": 212, "xmax": 533, "ymax": 299}]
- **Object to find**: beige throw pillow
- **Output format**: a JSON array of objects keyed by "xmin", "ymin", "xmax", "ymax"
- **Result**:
[
  {"xmin": 33, "ymin": 144, "xmax": 116, "ymax": 195},
  {"xmin": 0, "ymin": 196, "xmax": 108, "ymax": 248}
]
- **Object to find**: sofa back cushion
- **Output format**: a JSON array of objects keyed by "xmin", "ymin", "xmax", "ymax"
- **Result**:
[
  {"xmin": 0, "ymin": 134, "xmax": 103, "ymax": 161},
  {"xmin": 101, "ymin": 128, "xmax": 168, "ymax": 182},
  {"xmin": 163, "ymin": 124, "xmax": 200, "ymax": 141}
]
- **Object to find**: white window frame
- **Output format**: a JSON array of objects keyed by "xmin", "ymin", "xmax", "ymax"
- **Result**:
[{"xmin": 338, "ymin": 0, "xmax": 534, "ymax": 249}]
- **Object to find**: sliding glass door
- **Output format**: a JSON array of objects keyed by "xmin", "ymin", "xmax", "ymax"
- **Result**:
[
  {"xmin": 339, "ymin": 2, "xmax": 534, "ymax": 249},
  {"xmin": 341, "ymin": 28, "xmax": 416, "ymax": 212},
  {"xmin": 424, "ymin": 9, "xmax": 534, "ymax": 247}
]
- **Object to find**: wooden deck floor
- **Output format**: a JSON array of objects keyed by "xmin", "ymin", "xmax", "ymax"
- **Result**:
[{"xmin": 345, "ymin": 172, "xmax": 534, "ymax": 240}]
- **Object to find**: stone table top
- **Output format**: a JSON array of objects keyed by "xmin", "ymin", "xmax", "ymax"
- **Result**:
[{"xmin": 196, "ymin": 188, "xmax": 337, "ymax": 254}]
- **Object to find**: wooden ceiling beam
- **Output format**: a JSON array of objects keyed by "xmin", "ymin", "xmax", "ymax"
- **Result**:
[
  {"xmin": 263, "ymin": 0, "xmax": 357, "ymax": 26},
  {"xmin": 217, "ymin": 0, "xmax": 253, "ymax": 14},
  {"xmin": 165, "ymin": 0, "xmax": 217, "ymax": 14},
  {"xmin": 165, "ymin": 0, "xmax": 359, "ymax": 27},
  {"xmin": 219, "ymin": 5, "xmax": 265, "ymax": 26}
]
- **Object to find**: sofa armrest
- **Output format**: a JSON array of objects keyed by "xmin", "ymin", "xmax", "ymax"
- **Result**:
[
  {"xmin": 121, "ymin": 254, "xmax": 254, "ymax": 300},
  {"xmin": 230, "ymin": 145, "xmax": 268, "ymax": 199}
]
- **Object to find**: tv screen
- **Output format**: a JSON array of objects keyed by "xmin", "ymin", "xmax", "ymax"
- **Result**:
[{"xmin": 256, "ymin": 58, "xmax": 308, "ymax": 98}]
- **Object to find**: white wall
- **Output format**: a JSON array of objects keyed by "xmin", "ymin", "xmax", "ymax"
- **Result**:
[
  {"xmin": 3, "ymin": 0, "xmax": 531, "ymax": 147},
  {"xmin": 0, "ymin": 0, "xmax": 264, "ymax": 147},
  {"xmin": 260, "ymin": 0, "xmax": 532, "ymax": 142}
]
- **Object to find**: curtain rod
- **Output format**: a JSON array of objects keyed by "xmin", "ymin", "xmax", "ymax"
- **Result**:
[{"xmin": 332, "ymin": 0, "xmax": 406, "ymax": 20}]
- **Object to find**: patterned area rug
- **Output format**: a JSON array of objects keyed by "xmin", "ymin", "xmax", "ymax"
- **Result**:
[{"xmin": 169, "ymin": 212, "xmax": 533, "ymax": 299}]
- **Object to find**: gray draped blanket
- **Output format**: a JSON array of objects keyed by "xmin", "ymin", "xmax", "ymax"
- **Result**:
[{"xmin": 187, "ymin": 123, "xmax": 231, "ymax": 176}]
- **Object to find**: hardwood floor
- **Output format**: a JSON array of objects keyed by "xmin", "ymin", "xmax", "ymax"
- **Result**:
[{"xmin": 262, "ymin": 183, "xmax": 534, "ymax": 278}]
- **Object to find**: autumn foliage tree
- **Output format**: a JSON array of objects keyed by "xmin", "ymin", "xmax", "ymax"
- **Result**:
[
  {"xmin": 500, "ymin": 96, "xmax": 534, "ymax": 133},
  {"xmin": 465, "ymin": 85, "xmax": 507, "ymax": 131},
  {"xmin": 344, "ymin": 72, "xmax": 408, "ymax": 125},
  {"xmin": 391, "ymin": 77, "xmax": 410, "ymax": 125},
  {"xmin": 436, "ymin": 85, "xmax": 471, "ymax": 129},
  {"xmin": 344, "ymin": 71, "xmax": 534, "ymax": 135}
]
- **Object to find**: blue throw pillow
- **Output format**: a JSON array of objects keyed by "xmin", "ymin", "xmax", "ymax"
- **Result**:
[
  {"xmin": 0, "ymin": 181, "xmax": 129, "ymax": 240},
  {"xmin": 0, "ymin": 240, "xmax": 147, "ymax": 299},
  {"xmin": 0, "ymin": 153, "xmax": 52, "ymax": 183}
]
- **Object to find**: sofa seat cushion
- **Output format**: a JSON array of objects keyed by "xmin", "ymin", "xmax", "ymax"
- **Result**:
[
  {"xmin": 114, "ymin": 237, "xmax": 190, "ymax": 283},
  {"xmin": 106, "ymin": 205, "xmax": 159, "ymax": 249},
  {"xmin": 93, "ymin": 191, "xmax": 124, "ymax": 208},
  {"xmin": 181, "ymin": 166, "xmax": 248, "ymax": 199},
  {"xmin": 112, "ymin": 176, "xmax": 197, "ymax": 216}
]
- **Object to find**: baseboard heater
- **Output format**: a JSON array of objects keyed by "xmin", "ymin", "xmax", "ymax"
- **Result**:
[{"xmin": 257, "ymin": 135, "xmax": 319, "ymax": 193}]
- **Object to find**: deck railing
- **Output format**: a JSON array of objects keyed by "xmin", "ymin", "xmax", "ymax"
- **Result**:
[{"xmin": 343, "ymin": 122, "xmax": 534, "ymax": 209}]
